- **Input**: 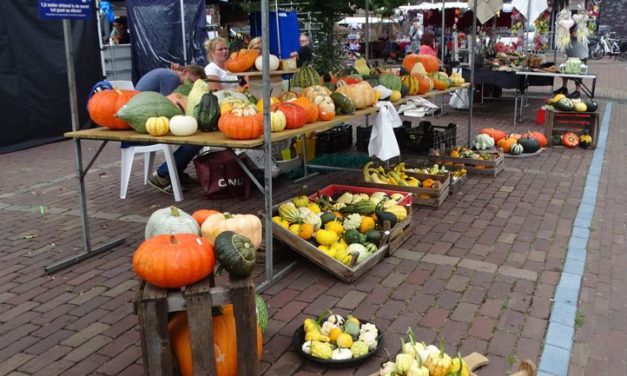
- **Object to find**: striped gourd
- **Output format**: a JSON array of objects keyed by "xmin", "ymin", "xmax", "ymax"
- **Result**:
[
  {"xmin": 330, "ymin": 92, "xmax": 356, "ymax": 114},
  {"xmin": 290, "ymin": 64, "xmax": 321, "ymax": 88},
  {"xmin": 401, "ymin": 75, "xmax": 420, "ymax": 96},
  {"xmin": 378, "ymin": 73, "xmax": 402, "ymax": 91}
]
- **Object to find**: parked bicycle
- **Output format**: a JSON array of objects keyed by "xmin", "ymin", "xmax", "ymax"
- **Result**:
[{"xmin": 589, "ymin": 32, "xmax": 627, "ymax": 61}]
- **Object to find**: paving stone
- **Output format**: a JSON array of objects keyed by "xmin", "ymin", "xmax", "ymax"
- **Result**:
[
  {"xmin": 468, "ymin": 317, "xmax": 497, "ymax": 340},
  {"xmin": 61, "ymin": 322, "xmax": 109, "ymax": 347},
  {"xmin": 419, "ymin": 307, "xmax": 449, "ymax": 329},
  {"xmin": 498, "ymin": 265, "xmax": 538, "ymax": 281},
  {"xmin": 451, "ymin": 303, "xmax": 479, "ymax": 323},
  {"xmin": 421, "ymin": 253, "xmax": 459, "ymax": 266},
  {"xmin": 445, "ymin": 275, "xmax": 469, "ymax": 292},
  {"xmin": 336, "ymin": 291, "xmax": 366, "ymax": 310},
  {"xmin": 459, "ymin": 258, "xmax": 498, "ymax": 274}
]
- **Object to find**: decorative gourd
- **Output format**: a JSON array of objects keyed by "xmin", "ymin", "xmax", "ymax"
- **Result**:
[
  {"xmin": 278, "ymin": 203, "xmax": 301, "ymax": 223},
  {"xmin": 401, "ymin": 75, "xmax": 420, "ymax": 96},
  {"xmin": 88, "ymin": 89, "xmax": 139, "ymax": 129},
  {"xmin": 375, "ymin": 201, "xmax": 397, "ymax": 228},
  {"xmin": 561, "ymin": 131, "xmax": 579, "ymax": 148},
  {"xmin": 378, "ymin": 73, "xmax": 403, "ymax": 91},
  {"xmin": 167, "ymin": 93, "xmax": 188, "ymax": 113},
  {"xmin": 145, "ymin": 116, "xmax": 170, "ymax": 136},
  {"xmin": 225, "ymin": 48, "xmax": 260, "ymax": 73},
  {"xmin": 527, "ymin": 131, "xmax": 548, "ymax": 147},
  {"xmin": 410, "ymin": 62, "xmax": 427, "ymax": 75},
  {"xmin": 330, "ymin": 92, "xmax": 356, "ymax": 114},
  {"xmin": 254, "ymin": 54, "xmax": 280, "ymax": 71},
  {"xmin": 169, "ymin": 305, "xmax": 263, "ymax": 376},
  {"xmin": 432, "ymin": 78, "xmax": 448, "ymax": 91},
  {"xmin": 555, "ymin": 98, "xmax": 574, "ymax": 111},
  {"xmin": 518, "ymin": 136, "xmax": 541, "ymax": 153},
  {"xmin": 116, "ymin": 92, "xmax": 182, "ymax": 133},
  {"xmin": 315, "ymin": 229, "xmax": 338, "ymax": 246},
  {"xmin": 424, "ymin": 343, "xmax": 452, "ymax": 376},
  {"xmin": 185, "ymin": 79, "xmax": 210, "ymax": 116},
  {"xmin": 359, "ymin": 216, "xmax": 375, "ymax": 233},
  {"xmin": 479, "ymin": 128, "xmax": 506, "ymax": 143},
  {"xmin": 255, "ymin": 295, "xmax": 269, "ymax": 332},
  {"xmin": 292, "ymin": 97, "xmax": 319, "ymax": 123},
  {"xmin": 145, "ymin": 206, "xmax": 200, "ymax": 239},
  {"xmin": 335, "ymin": 81, "xmax": 377, "ymax": 109},
  {"xmin": 290, "ymin": 64, "xmax": 322, "ymax": 88},
  {"xmin": 510, "ymin": 143, "xmax": 524, "ymax": 155},
  {"xmin": 301, "ymin": 85, "xmax": 332, "ymax": 100},
  {"xmin": 552, "ymin": 134, "xmax": 563, "ymax": 146},
  {"xmin": 218, "ymin": 112, "xmax": 264, "ymax": 140},
  {"xmin": 133, "ymin": 234, "xmax": 215, "ymax": 288},
  {"xmin": 214, "ymin": 231, "xmax": 256, "ymax": 276},
  {"xmin": 473, "ymin": 134, "xmax": 494, "ymax": 150},
  {"xmin": 579, "ymin": 130, "xmax": 593, "ymax": 149},
  {"xmin": 269, "ymin": 109, "xmax": 287, "ymax": 132},
  {"xmin": 582, "ymin": 99, "xmax": 598, "ymax": 112},
  {"xmin": 385, "ymin": 205, "xmax": 408, "ymax": 221},
  {"xmin": 192, "ymin": 209, "xmax": 221, "ymax": 226},
  {"xmin": 255, "ymin": 96, "xmax": 279, "ymax": 113},
  {"xmin": 416, "ymin": 74, "xmax": 432, "ymax": 94},
  {"xmin": 193, "ymin": 92, "xmax": 220, "ymax": 132},
  {"xmin": 279, "ymin": 91, "xmax": 299, "ymax": 103},
  {"xmin": 201, "ymin": 212, "xmax": 262, "ymax": 250},
  {"xmin": 168, "ymin": 115, "xmax": 198, "ymax": 136},
  {"xmin": 574, "ymin": 101, "xmax": 587, "ymax": 112},
  {"xmin": 497, "ymin": 136, "xmax": 518, "ymax": 153},
  {"xmin": 276, "ymin": 103, "xmax": 307, "ymax": 129},
  {"xmin": 402, "ymin": 54, "xmax": 441, "ymax": 74}
]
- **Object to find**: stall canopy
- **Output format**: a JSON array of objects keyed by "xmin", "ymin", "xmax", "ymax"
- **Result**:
[
  {"xmin": 399, "ymin": 2, "xmax": 469, "ymax": 11},
  {"xmin": 126, "ymin": 0, "xmax": 207, "ymax": 82},
  {"xmin": 0, "ymin": 0, "xmax": 101, "ymax": 154},
  {"xmin": 338, "ymin": 16, "xmax": 398, "ymax": 24}
]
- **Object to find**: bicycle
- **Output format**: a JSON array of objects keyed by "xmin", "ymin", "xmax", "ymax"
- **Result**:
[{"xmin": 590, "ymin": 32, "xmax": 626, "ymax": 60}]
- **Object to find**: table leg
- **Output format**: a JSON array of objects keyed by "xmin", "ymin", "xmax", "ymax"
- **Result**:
[
  {"xmin": 45, "ymin": 140, "xmax": 125, "ymax": 274},
  {"xmin": 233, "ymin": 153, "xmax": 265, "ymax": 193},
  {"xmin": 293, "ymin": 135, "xmax": 319, "ymax": 183}
]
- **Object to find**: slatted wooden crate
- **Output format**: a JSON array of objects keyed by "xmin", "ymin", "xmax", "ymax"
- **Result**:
[
  {"xmin": 544, "ymin": 107, "xmax": 599, "ymax": 149},
  {"xmin": 134, "ymin": 276, "xmax": 259, "ymax": 376},
  {"xmin": 428, "ymin": 150, "xmax": 504, "ymax": 176}
]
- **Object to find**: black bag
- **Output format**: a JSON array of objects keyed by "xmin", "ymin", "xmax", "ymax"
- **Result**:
[{"xmin": 193, "ymin": 149, "xmax": 251, "ymax": 199}]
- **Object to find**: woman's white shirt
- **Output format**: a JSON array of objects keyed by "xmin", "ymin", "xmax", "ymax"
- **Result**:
[{"xmin": 204, "ymin": 62, "xmax": 239, "ymax": 90}]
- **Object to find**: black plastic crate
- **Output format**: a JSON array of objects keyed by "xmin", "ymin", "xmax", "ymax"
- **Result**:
[
  {"xmin": 396, "ymin": 121, "xmax": 457, "ymax": 155},
  {"xmin": 317, "ymin": 124, "xmax": 353, "ymax": 154},
  {"xmin": 356, "ymin": 126, "xmax": 372, "ymax": 152}
]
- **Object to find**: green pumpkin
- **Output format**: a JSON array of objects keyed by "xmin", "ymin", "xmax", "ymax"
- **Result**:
[
  {"xmin": 214, "ymin": 231, "xmax": 256, "ymax": 277},
  {"xmin": 194, "ymin": 92, "xmax": 221, "ymax": 132},
  {"xmin": 510, "ymin": 143, "xmax": 524, "ymax": 155},
  {"xmin": 116, "ymin": 92, "xmax": 182, "ymax": 133},
  {"xmin": 343, "ymin": 229, "xmax": 362, "ymax": 245},
  {"xmin": 554, "ymin": 98, "xmax": 574, "ymax": 111},
  {"xmin": 290, "ymin": 64, "xmax": 321, "ymax": 88},
  {"xmin": 551, "ymin": 134, "xmax": 563, "ymax": 146},
  {"xmin": 378, "ymin": 73, "xmax": 402, "ymax": 91},
  {"xmin": 518, "ymin": 137, "xmax": 541, "ymax": 153},
  {"xmin": 365, "ymin": 230, "xmax": 382, "ymax": 246},
  {"xmin": 255, "ymin": 294, "xmax": 268, "ymax": 333},
  {"xmin": 375, "ymin": 201, "xmax": 397, "ymax": 228},
  {"xmin": 330, "ymin": 92, "xmax": 356, "ymax": 114},
  {"xmin": 172, "ymin": 81, "xmax": 193, "ymax": 96},
  {"xmin": 363, "ymin": 242, "xmax": 378, "ymax": 253},
  {"xmin": 582, "ymin": 99, "xmax": 598, "ymax": 112},
  {"xmin": 320, "ymin": 212, "xmax": 337, "ymax": 225},
  {"xmin": 324, "ymin": 82, "xmax": 337, "ymax": 92}
]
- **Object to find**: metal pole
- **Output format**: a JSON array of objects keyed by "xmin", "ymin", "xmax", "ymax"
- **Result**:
[
  {"xmin": 441, "ymin": 0, "xmax": 446, "ymax": 69},
  {"xmin": 94, "ymin": 0, "xmax": 107, "ymax": 77},
  {"xmin": 275, "ymin": 0, "xmax": 282, "ymax": 57},
  {"xmin": 180, "ymin": 0, "xmax": 187, "ymax": 63},
  {"xmin": 525, "ymin": 0, "xmax": 532, "ymax": 53},
  {"xmin": 365, "ymin": 0, "xmax": 369, "ymax": 60},
  {"xmin": 261, "ymin": 0, "xmax": 274, "ymax": 283},
  {"xmin": 468, "ymin": 0, "xmax": 477, "ymax": 148}
]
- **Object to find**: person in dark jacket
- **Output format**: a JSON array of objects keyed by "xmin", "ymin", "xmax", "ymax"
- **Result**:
[{"xmin": 290, "ymin": 33, "xmax": 313, "ymax": 67}]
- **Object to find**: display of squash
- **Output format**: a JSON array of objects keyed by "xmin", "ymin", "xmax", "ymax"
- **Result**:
[
  {"xmin": 335, "ymin": 81, "xmax": 377, "ymax": 109},
  {"xmin": 88, "ymin": 89, "xmax": 139, "ymax": 129},
  {"xmin": 402, "ymin": 54, "xmax": 441, "ymax": 74},
  {"xmin": 145, "ymin": 206, "xmax": 200, "ymax": 239},
  {"xmin": 225, "ymin": 48, "xmax": 260, "ymax": 73},
  {"xmin": 145, "ymin": 116, "xmax": 170, "ymax": 136},
  {"xmin": 479, "ymin": 127, "xmax": 506, "ymax": 143},
  {"xmin": 133, "ymin": 233, "xmax": 215, "ymax": 288},
  {"xmin": 292, "ymin": 97, "xmax": 319, "ymax": 123},
  {"xmin": 254, "ymin": 54, "xmax": 280, "ymax": 71},
  {"xmin": 169, "ymin": 115, "xmax": 198, "ymax": 136},
  {"xmin": 218, "ymin": 112, "xmax": 264, "ymax": 140},
  {"xmin": 201, "ymin": 212, "xmax": 262, "ymax": 250},
  {"xmin": 168, "ymin": 305, "xmax": 263, "ymax": 376},
  {"xmin": 496, "ymin": 136, "xmax": 518, "ymax": 153},
  {"xmin": 290, "ymin": 64, "xmax": 322, "ymax": 88},
  {"xmin": 116, "ymin": 91, "xmax": 183, "ymax": 133}
]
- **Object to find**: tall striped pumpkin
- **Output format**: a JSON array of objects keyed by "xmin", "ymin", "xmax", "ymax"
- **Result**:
[
  {"xmin": 290, "ymin": 64, "xmax": 322, "ymax": 88},
  {"xmin": 400, "ymin": 75, "xmax": 420, "ymax": 96}
]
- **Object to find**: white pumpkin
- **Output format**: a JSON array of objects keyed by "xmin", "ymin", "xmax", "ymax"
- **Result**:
[
  {"xmin": 255, "ymin": 54, "xmax": 280, "ymax": 72},
  {"xmin": 168, "ymin": 115, "xmax": 198, "ymax": 136},
  {"xmin": 145, "ymin": 206, "xmax": 200, "ymax": 239}
]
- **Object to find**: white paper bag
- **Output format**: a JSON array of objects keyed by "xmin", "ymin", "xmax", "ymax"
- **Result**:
[
  {"xmin": 368, "ymin": 102, "xmax": 402, "ymax": 161},
  {"xmin": 449, "ymin": 87, "xmax": 469, "ymax": 110}
]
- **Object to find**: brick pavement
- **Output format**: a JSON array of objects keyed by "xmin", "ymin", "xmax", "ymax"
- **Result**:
[{"xmin": 0, "ymin": 59, "xmax": 624, "ymax": 375}]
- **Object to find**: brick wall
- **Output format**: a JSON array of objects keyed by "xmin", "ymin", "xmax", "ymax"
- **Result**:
[{"xmin": 598, "ymin": 0, "xmax": 627, "ymax": 36}]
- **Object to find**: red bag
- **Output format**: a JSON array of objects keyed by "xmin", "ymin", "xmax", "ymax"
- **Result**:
[{"xmin": 193, "ymin": 149, "xmax": 251, "ymax": 199}]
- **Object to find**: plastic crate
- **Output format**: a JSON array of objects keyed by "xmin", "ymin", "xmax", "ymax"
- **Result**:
[
  {"xmin": 396, "ymin": 121, "xmax": 457, "ymax": 155},
  {"xmin": 316, "ymin": 124, "xmax": 352, "ymax": 154},
  {"xmin": 356, "ymin": 126, "xmax": 372, "ymax": 152}
]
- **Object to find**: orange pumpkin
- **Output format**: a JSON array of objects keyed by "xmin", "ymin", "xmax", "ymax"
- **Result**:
[
  {"xmin": 402, "ymin": 54, "xmax": 441, "ymax": 74},
  {"xmin": 132, "ymin": 234, "xmax": 215, "ymax": 288},
  {"xmin": 218, "ymin": 112, "xmax": 264, "ymax": 140},
  {"xmin": 527, "ymin": 131, "xmax": 548, "ymax": 147},
  {"xmin": 497, "ymin": 136, "xmax": 518, "ymax": 153},
  {"xmin": 319, "ymin": 111, "xmax": 336, "ymax": 121},
  {"xmin": 480, "ymin": 128, "xmax": 506, "ymax": 143},
  {"xmin": 276, "ymin": 103, "xmax": 307, "ymax": 129},
  {"xmin": 192, "ymin": 209, "xmax": 221, "ymax": 226},
  {"xmin": 225, "ymin": 49, "xmax": 260, "ymax": 73},
  {"xmin": 169, "ymin": 305, "xmax": 263, "ymax": 376},
  {"xmin": 433, "ymin": 78, "xmax": 447, "ymax": 91},
  {"xmin": 87, "ymin": 89, "xmax": 138, "ymax": 129},
  {"xmin": 292, "ymin": 97, "xmax": 319, "ymax": 123},
  {"xmin": 415, "ymin": 74, "xmax": 432, "ymax": 94}
]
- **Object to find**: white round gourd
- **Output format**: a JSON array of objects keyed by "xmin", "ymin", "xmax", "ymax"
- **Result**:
[
  {"xmin": 144, "ymin": 206, "xmax": 200, "ymax": 239},
  {"xmin": 169, "ymin": 115, "xmax": 198, "ymax": 136},
  {"xmin": 255, "ymin": 55, "xmax": 280, "ymax": 72}
]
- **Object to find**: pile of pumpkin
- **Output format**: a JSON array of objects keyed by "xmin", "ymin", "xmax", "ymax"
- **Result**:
[
  {"xmin": 473, "ymin": 128, "xmax": 548, "ymax": 155},
  {"xmin": 378, "ymin": 329, "xmax": 468, "ymax": 376},
  {"xmin": 132, "ymin": 206, "xmax": 267, "ymax": 376},
  {"xmin": 273, "ymin": 191, "xmax": 408, "ymax": 266},
  {"xmin": 363, "ymin": 161, "xmax": 442, "ymax": 190},
  {"xmin": 547, "ymin": 93, "xmax": 598, "ymax": 113},
  {"xmin": 301, "ymin": 312, "xmax": 379, "ymax": 361}
]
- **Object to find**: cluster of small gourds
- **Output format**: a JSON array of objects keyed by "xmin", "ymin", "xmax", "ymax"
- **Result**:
[
  {"xmin": 378, "ymin": 329, "xmax": 469, "ymax": 376},
  {"xmin": 363, "ymin": 162, "xmax": 441, "ymax": 189},
  {"xmin": 273, "ymin": 191, "xmax": 408, "ymax": 267},
  {"xmin": 301, "ymin": 312, "xmax": 378, "ymax": 361}
]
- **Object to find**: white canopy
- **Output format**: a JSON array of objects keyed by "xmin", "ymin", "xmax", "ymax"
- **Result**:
[
  {"xmin": 338, "ymin": 16, "xmax": 397, "ymax": 24},
  {"xmin": 398, "ymin": 2, "xmax": 468, "ymax": 11},
  {"xmin": 469, "ymin": 0, "xmax": 503, "ymax": 24},
  {"xmin": 511, "ymin": 0, "xmax": 548, "ymax": 22}
]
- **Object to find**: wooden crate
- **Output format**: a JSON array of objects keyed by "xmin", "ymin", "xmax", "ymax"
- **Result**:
[
  {"xmin": 134, "ymin": 276, "xmax": 259, "ymax": 376},
  {"xmin": 428, "ymin": 151, "xmax": 504, "ymax": 177},
  {"xmin": 544, "ymin": 107, "xmax": 599, "ymax": 148},
  {"xmin": 360, "ymin": 172, "xmax": 450, "ymax": 208}
]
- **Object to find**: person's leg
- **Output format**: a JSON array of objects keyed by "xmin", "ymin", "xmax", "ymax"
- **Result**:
[
  {"xmin": 554, "ymin": 78, "xmax": 568, "ymax": 94},
  {"xmin": 156, "ymin": 145, "xmax": 203, "ymax": 178}
]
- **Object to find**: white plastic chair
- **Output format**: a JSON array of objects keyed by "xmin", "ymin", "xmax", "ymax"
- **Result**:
[
  {"xmin": 120, "ymin": 144, "xmax": 183, "ymax": 202},
  {"xmin": 113, "ymin": 80, "xmax": 183, "ymax": 201}
]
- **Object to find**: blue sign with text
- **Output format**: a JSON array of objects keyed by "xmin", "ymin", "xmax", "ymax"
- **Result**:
[{"xmin": 39, "ymin": 0, "xmax": 91, "ymax": 20}]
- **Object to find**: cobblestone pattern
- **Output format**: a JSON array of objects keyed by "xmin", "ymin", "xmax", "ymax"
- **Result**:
[{"xmin": 0, "ymin": 60, "xmax": 622, "ymax": 375}]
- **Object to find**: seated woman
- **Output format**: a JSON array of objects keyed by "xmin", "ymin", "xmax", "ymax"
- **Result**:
[
  {"xmin": 419, "ymin": 32, "xmax": 437, "ymax": 57},
  {"xmin": 204, "ymin": 37, "xmax": 241, "ymax": 91}
]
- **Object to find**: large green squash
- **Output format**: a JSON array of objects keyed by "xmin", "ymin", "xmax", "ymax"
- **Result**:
[
  {"xmin": 116, "ymin": 92, "xmax": 182, "ymax": 133},
  {"xmin": 194, "ymin": 92, "xmax": 220, "ymax": 132},
  {"xmin": 290, "ymin": 64, "xmax": 321, "ymax": 88},
  {"xmin": 330, "ymin": 92, "xmax": 356, "ymax": 114},
  {"xmin": 378, "ymin": 73, "xmax": 402, "ymax": 91},
  {"xmin": 214, "ymin": 231, "xmax": 256, "ymax": 277},
  {"xmin": 255, "ymin": 294, "xmax": 268, "ymax": 333},
  {"xmin": 554, "ymin": 98, "xmax": 574, "ymax": 112}
]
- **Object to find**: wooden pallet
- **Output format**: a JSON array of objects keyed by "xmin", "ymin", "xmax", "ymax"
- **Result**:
[
  {"xmin": 428, "ymin": 151, "xmax": 504, "ymax": 177},
  {"xmin": 360, "ymin": 172, "xmax": 450, "ymax": 208},
  {"xmin": 134, "ymin": 276, "xmax": 258, "ymax": 376},
  {"xmin": 544, "ymin": 107, "xmax": 599, "ymax": 149}
]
